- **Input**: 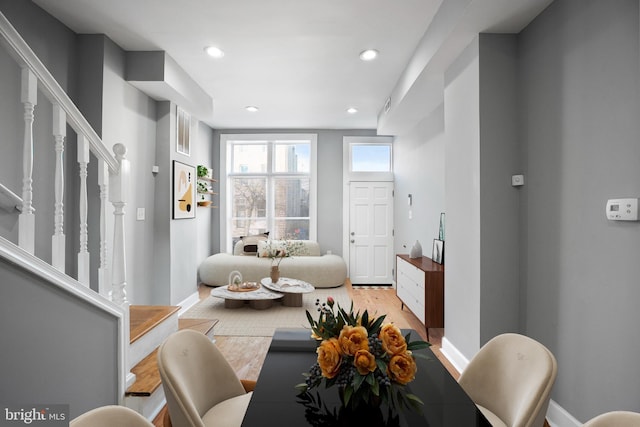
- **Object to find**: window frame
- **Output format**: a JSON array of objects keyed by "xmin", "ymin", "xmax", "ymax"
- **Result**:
[{"xmin": 220, "ymin": 134, "xmax": 317, "ymax": 252}]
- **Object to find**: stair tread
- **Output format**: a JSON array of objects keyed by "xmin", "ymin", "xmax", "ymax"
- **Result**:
[
  {"xmin": 126, "ymin": 318, "xmax": 219, "ymax": 396},
  {"xmin": 130, "ymin": 305, "xmax": 181, "ymax": 344}
]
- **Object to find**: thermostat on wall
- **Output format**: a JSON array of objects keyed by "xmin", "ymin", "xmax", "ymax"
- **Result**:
[{"xmin": 606, "ymin": 198, "xmax": 639, "ymax": 221}]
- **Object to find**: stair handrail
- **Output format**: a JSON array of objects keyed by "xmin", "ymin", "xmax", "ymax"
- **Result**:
[{"xmin": 0, "ymin": 11, "xmax": 118, "ymax": 173}]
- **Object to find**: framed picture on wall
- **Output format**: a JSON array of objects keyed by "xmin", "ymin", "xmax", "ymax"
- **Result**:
[
  {"xmin": 176, "ymin": 106, "xmax": 190, "ymax": 156},
  {"xmin": 432, "ymin": 239, "xmax": 444, "ymax": 264},
  {"xmin": 173, "ymin": 160, "xmax": 196, "ymax": 219}
]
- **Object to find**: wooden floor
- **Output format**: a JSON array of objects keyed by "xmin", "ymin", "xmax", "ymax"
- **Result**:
[
  {"xmin": 153, "ymin": 282, "xmax": 552, "ymax": 427},
  {"xmin": 212, "ymin": 281, "xmax": 455, "ymax": 382},
  {"xmin": 153, "ymin": 281, "xmax": 454, "ymax": 426}
]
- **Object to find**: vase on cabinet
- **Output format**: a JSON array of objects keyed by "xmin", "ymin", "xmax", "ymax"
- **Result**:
[{"xmin": 410, "ymin": 240, "xmax": 422, "ymax": 259}]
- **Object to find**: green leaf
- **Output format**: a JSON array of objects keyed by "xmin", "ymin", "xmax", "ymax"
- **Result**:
[
  {"xmin": 365, "ymin": 373, "xmax": 376, "ymax": 386},
  {"xmin": 353, "ymin": 372, "xmax": 366, "ymax": 391},
  {"xmin": 407, "ymin": 340, "xmax": 431, "ymax": 351},
  {"xmin": 362, "ymin": 311, "xmax": 369, "ymax": 329},
  {"xmin": 412, "ymin": 352, "xmax": 432, "ymax": 361},
  {"xmin": 369, "ymin": 314, "xmax": 386, "ymax": 333},
  {"xmin": 371, "ymin": 378, "xmax": 380, "ymax": 396},
  {"xmin": 405, "ymin": 393, "xmax": 424, "ymax": 406},
  {"xmin": 343, "ymin": 385, "xmax": 353, "ymax": 406}
]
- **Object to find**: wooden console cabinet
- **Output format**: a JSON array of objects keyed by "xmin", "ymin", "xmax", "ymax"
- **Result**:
[{"xmin": 396, "ymin": 254, "xmax": 444, "ymax": 339}]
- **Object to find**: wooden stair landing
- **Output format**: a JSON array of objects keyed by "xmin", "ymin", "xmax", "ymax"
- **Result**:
[
  {"xmin": 130, "ymin": 305, "xmax": 181, "ymax": 344},
  {"xmin": 126, "ymin": 315, "xmax": 219, "ymax": 396}
]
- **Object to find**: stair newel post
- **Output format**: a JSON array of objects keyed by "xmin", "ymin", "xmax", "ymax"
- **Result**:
[
  {"xmin": 109, "ymin": 143, "xmax": 129, "ymax": 306},
  {"xmin": 98, "ymin": 160, "xmax": 110, "ymax": 297},
  {"xmin": 51, "ymin": 104, "xmax": 66, "ymax": 272},
  {"xmin": 77, "ymin": 134, "xmax": 90, "ymax": 285},
  {"xmin": 18, "ymin": 68, "xmax": 37, "ymax": 254}
]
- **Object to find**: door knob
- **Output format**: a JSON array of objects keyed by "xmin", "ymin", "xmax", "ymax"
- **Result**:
[
  {"xmin": 350, "ymin": 232, "xmax": 355, "ymax": 236},
  {"xmin": 350, "ymin": 239, "xmax": 355, "ymax": 243}
]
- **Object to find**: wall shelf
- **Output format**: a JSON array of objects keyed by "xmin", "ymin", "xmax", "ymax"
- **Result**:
[{"xmin": 197, "ymin": 167, "xmax": 217, "ymax": 208}]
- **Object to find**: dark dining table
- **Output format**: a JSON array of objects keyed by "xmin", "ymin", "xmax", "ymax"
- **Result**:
[{"xmin": 241, "ymin": 328, "xmax": 491, "ymax": 426}]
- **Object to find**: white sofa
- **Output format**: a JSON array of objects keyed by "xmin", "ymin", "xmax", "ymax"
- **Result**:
[{"xmin": 198, "ymin": 240, "xmax": 347, "ymax": 288}]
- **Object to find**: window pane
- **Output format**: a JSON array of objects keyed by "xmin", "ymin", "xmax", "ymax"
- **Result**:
[
  {"xmin": 274, "ymin": 143, "xmax": 310, "ymax": 173},
  {"xmin": 231, "ymin": 219, "xmax": 268, "ymax": 246},
  {"xmin": 273, "ymin": 219, "xmax": 310, "ymax": 240},
  {"xmin": 274, "ymin": 177, "xmax": 309, "ymax": 218},
  {"xmin": 351, "ymin": 144, "xmax": 391, "ymax": 172},
  {"xmin": 232, "ymin": 144, "xmax": 267, "ymax": 173},
  {"xmin": 231, "ymin": 178, "xmax": 266, "ymax": 238}
]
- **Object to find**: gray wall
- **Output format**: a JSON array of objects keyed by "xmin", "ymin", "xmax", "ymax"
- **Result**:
[
  {"xmin": 212, "ymin": 129, "xmax": 377, "ymax": 257},
  {"xmin": 391, "ymin": 0, "xmax": 640, "ymax": 422},
  {"xmin": 392, "ymin": 105, "xmax": 445, "ymax": 258},
  {"xmin": 101, "ymin": 35, "xmax": 159, "ymax": 304},
  {"xmin": 154, "ymin": 102, "xmax": 215, "ymax": 305},
  {"xmin": 519, "ymin": 0, "xmax": 640, "ymax": 420},
  {"xmin": 0, "ymin": 257, "xmax": 120, "ymax": 418},
  {"xmin": 478, "ymin": 34, "xmax": 521, "ymax": 343}
]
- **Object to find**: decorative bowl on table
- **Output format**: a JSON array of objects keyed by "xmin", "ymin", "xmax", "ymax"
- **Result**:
[{"xmin": 228, "ymin": 281, "xmax": 260, "ymax": 292}]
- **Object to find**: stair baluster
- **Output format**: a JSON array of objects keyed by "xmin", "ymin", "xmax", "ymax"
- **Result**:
[
  {"xmin": 98, "ymin": 160, "xmax": 110, "ymax": 297},
  {"xmin": 77, "ymin": 135, "xmax": 90, "ymax": 285},
  {"xmin": 51, "ymin": 104, "xmax": 66, "ymax": 272},
  {"xmin": 110, "ymin": 143, "xmax": 129, "ymax": 306},
  {"xmin": 18, "ymin": 68, "xmax": 36, "ymax": 254}
]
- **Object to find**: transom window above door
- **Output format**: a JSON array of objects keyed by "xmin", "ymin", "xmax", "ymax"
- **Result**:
[{"xmin": 220, "ymin": 134, "xmax": 317, "ymax": 252}]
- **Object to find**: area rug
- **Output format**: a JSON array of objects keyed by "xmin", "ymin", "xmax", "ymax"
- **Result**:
[{"xmin": 182, "ymin": 286, "xmax": 352, "ymax": 337}]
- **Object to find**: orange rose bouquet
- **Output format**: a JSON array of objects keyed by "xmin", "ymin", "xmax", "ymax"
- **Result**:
[{"xmin": 296, "ymin": 297, "xmax": 430, "ymax": 411}]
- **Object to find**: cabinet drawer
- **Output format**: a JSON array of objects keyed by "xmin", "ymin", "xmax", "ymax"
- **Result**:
[
  {"xmin": 397, "ymin": 258, "xmax": 425, "ymax": 286},
  {"xmin": 396, "ymin": 258, "xmax": 425, "ymax": 323}
]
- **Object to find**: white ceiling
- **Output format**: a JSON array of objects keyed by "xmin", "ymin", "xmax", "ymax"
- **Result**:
[{"xmin": 32, "ymin": 0, "xmax": 443, "ymax": 130}]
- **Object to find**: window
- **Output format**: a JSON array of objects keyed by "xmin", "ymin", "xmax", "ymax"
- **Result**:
[
  {"xmin": 351, "ymin": 144, "xmax": 391, "ymax": 172},
  {"xmin": 343, "ymin": 136, "xmax": 394, "ymax": 182},
  {"xmin": 220, "ymin": 134, "xmax": 317, "ymax": 252}
]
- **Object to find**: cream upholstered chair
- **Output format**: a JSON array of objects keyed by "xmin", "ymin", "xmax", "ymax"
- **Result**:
[
  {"xmin": 583, "ymin": 411, "xmax": 640, "ymax": 426},
  {"xmin": 70, "ymin": 405, "xmax": 153, "ymax": 427},
  {"xmin": 458, "ymin": 333, "xmax": 557, "ymax": 427},
  {"xmin": 157, "ymin": 329, "xmax": 253, "ymax": 427}
]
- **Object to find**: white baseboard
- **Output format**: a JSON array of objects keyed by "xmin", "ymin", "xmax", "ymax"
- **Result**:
[
  {"xmin": 440, "ymin": 336, "xmax": 470, "ymax": 374},
  {"xmin": 546, "ymin": 399, "xmax": 582, "ymax": 427},
  {"xmin": 177, "ymin": 291, "xmax": 200, "ymax": 316}
]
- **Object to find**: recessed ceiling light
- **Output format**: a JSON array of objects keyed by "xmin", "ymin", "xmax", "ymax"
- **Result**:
[
  {"xmin": 205, "ymin": 46, "xmax": 225, "ymax": 58},
  {"xmin": 347, "ymin": 107, "xmax": 358, "ymax": 114},
  {"xmin": 245, "ymin": 106, "xmax": 259, "ymax": 112},
  {"xmin": 359, "ymin": 49, "xmax": 379, "ymax": 61}
]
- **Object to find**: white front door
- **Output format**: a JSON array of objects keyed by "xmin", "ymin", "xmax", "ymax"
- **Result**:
[{"xmin": 348, "ymin": 182, "xmax": 394, "ymax": 285}]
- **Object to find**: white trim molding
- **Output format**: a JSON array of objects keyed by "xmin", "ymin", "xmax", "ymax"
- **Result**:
[
  {"xmin": 440, "ymin": 336, "xmax": 470, "ymax": 374},
  {"xmin": 177, "ymin": 291, "xmax": 200, "ymax": 316},
  {"xmin": 546, "ymin": 400, "xmax": 582, "ymax": 427}
]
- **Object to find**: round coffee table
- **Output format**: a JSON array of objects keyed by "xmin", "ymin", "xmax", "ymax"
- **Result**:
[
  {"xmin": 260, "ymin": 277, "xmax": 315, "ymax": 307},
  {"xmin": 210, "ymin": 285, "xmax": 283, "ymax": 310}
]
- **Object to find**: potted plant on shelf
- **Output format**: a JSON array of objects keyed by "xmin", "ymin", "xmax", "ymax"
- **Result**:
[
  {"xmin": 197, "ymin": 165, "xmax": 212, "ymax": 206},
  {"xmin": 197, "ymin": 164, "xmax": 209, "ymax": 178}
]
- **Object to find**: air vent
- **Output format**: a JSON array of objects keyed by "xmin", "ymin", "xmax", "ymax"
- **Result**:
[{"xmin": 384, "ymin": 97, "xmax": 391, "ymax": 114}]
